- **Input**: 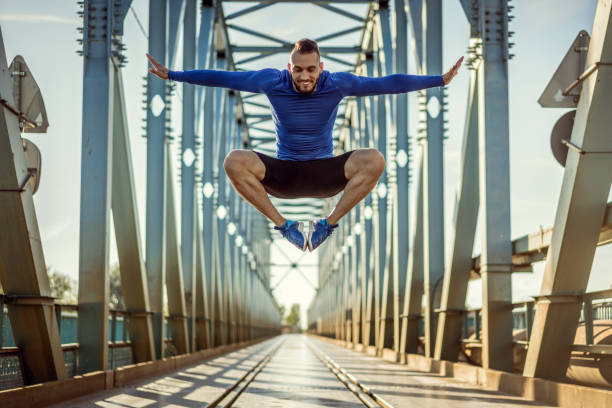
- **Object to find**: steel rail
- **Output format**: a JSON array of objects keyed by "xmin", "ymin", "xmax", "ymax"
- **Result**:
[
  {"xmin": 207, "ymin": 337, "xmax": 285, "ymax": 407},
  {"xmin": 307, "ymin": 340, "xmax": 395, "ymax": 408}
]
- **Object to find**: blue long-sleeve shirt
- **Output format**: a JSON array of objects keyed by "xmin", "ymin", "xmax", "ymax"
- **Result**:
[{"xmin": 169, "ymin": 68, "xmax": 444, "ymax": 161}]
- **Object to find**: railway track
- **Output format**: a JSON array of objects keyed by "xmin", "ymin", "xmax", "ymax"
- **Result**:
[
  {"xmin": 307, "ymin": 340, "xmax": 395, "ymax": 408},
  {"xmin": 205, "ymin": 338, "xmax": 285, "ymax": 407},
  {"xmin": 206, "ymin": 336, "xmax": 393, "ymax": 407}
]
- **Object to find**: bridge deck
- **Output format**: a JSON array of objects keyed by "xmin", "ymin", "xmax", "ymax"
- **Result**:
[{"xmin": 51, "ymin": 335, "xmax": 555, "ymax": 408}]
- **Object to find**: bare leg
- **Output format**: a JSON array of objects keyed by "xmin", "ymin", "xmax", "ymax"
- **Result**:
[
  {"xmin": 326, "ymin": 148, "xmax": 385, "ymax": 225},
  {"xmin": 223, "ymin": 150, "xmax": 286, "ymax": 227}
]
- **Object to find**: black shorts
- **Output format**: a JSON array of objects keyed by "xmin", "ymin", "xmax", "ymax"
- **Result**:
[{"xmin": 255, "ymin": 151, "xmax": 355, "ymax": 199}]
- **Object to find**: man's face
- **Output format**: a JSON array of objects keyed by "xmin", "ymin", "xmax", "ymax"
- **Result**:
[{"xmin": 287, "ymin": 52, "xmax": 324, "ymax": 94}]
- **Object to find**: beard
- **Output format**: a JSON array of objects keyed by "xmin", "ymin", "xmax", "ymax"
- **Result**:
[{"xmin": 292, "ymin": 76, "xmax": 319, "ymax": 95}]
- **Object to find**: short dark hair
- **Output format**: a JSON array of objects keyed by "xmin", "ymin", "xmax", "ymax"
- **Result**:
[{"xmin": 291, "ymin": 38, "xmax": 320, "ymax": 58}]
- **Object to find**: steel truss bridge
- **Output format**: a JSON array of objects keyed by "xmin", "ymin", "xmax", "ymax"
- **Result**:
[{"xmin": 0, "ymin": 0, "xmax": 611, "ymax": 407}]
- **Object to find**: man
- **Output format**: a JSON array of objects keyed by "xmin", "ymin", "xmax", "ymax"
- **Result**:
[{"xmin": 147, "ymin": 38, "xmax": 462, "ymax": 252}]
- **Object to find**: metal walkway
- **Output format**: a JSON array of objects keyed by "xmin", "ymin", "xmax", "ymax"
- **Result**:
[{"xmin": 50, "ymin": 335, "xmax": 554, "ymax": 408}]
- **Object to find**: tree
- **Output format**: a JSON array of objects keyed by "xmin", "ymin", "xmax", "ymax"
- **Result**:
[
  {"xmin": 48, "ymin": 268, "xmax": 77, "ymax": 304},
  {"xmin": 2, "ymin": 267, "xmax": 77, "ymax": 303},
  {"xmin": 109, "ymin": 263, "xmax": 124, "ymax": 310},
  {"xmin": 279, "ymin": 304, "xmax": 286, "ymax": 321},
  {"xmin": 4, "ymin": 265, "xmax": 125, "ymax": 307},
  {"xmin": 284, "ymin": 303, "xmax": 301, "ymax": 330}
]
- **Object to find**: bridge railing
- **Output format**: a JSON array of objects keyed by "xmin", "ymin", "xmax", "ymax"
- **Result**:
[
  {"xmin": 456, "ymin": 289, "xmax": 612, "ymax": 360},
  {"xmin": 0, "ymin": 300, "xmax": 182, "ymax": 390},
  {"xmin": 573, "ymin": 288, "xmax": 612, "ymax": 355}
]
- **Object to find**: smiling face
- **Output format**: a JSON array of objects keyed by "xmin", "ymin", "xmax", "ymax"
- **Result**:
[{"xmin": 287, "ymin": 51, "xmax": 324, "ymax": 95}]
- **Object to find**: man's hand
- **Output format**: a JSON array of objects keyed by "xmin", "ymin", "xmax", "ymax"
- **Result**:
[
  {"xmin": 146, "ymin": 53, "xmax": 169, "ymax": 80},
  {"xmin": 442, "ymin": 56, "xmax": 463, "ymax": 85}
]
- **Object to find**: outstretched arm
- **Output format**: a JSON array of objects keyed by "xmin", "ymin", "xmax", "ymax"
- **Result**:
[
  {"xmin": 333, "ymin": 56, "xmax": 464, "ymax": 97},
  {"xmin": 168, "ymin": 69, "xmax": 281, "ymax": 94},
  {"xmin": 146, "ymin": 53, "xmax": 280, "ymax": 94},
  {"xmin": 333, "ymin": 72, "xmax": 443, "ymax": 97}
]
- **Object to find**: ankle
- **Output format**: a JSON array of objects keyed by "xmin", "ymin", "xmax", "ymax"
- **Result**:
[{"xmin": 324, "ymin": 217, "xmax": 338, "ymax": 227}]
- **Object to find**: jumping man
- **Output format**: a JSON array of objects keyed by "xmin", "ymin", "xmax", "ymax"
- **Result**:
[{"xmin": 147, "ymin": 38, "xmax": 462, "ymax": 252}]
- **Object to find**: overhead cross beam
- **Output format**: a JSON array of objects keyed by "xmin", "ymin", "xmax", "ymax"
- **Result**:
[
  {"xmin": 225, "ymin": 2, "xmax": 277, "ymax": 20},
  {"xmin": 227, "ymin": 24, "xmax": 292, "ymax": 46},
  {"xmin": 232, "ymin": 46, "xmax": 362, "ymax": 53},
  {"xmin": 224, "ymin": 0, "xmax": 370, "ymax": 3},
  {"xmin": 315, "ymin": 3, "xmax": 366, "ymax": 22}
]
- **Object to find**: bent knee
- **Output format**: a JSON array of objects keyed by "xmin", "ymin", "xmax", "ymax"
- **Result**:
[
  {"xmin": 362, "ymin": 149, "xmax": 385, "ymax": 176},
  {"xmin": 223, "ymin": 150, "xmax": 250, "ymax": 176},
  {"xmin": 224, "ymin": 150, "xmax": 265, "ymax": 180}
]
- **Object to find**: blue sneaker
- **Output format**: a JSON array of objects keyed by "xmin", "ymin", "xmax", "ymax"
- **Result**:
[
  {"xmin": 307, "ymin": 219, "xmax": 338, "ymax": 251},
  {"xmin": 274, "ymin": 220, "xmax": 307, "ymax": 251}
]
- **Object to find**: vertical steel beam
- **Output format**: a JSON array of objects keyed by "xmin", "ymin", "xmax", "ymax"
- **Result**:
[
  {"xmin": 192, "ymin": 0, "xmax": 214, "ymax": 350},
  {"xmin": 434, "ymin": 65, "xmax": 479, "ymax": 361},
  {"xmin": 238, "ymin": 205, "xmax": 245, "ymax": 342},
  {"xmin": 241, "ymin": 226, "xmax": 249, "ymax": 341},
  {"xmin": 146, "ymin": 0, "xmax": 168, "ymax": 359},
  {"xmin": 394, "ymin": 0, "xmax": 410, "ymax": 358},
  {"xmin": 387, "ymin": 189, "xmax": 401, "ymax": 354},
  {"xmin": 376, "ymin": 3, "xmax": 397, "ymax": 353},
  {"xmin": 223, "ymin": 92, "xmax": 236, "ymax": 344},
  {"xmin": 234, "ymin": 235, "xmax": 242, "ymax": 341},
  {"xmin": 165, "ymin": 152, "xmax": 189, "ymax": 355},
  {"xmin": 227, "ymin": 230, "xmax": 237, "ymax": 344},
  {"xmin": 524, "ymin": 1, "xmax": 612, "ymax": 380},
  {"xmin": 111, "ymin": 70, "xmax": 155, "ymax": 363},
  {"xmin": 201, "ymin": 46, "xmax": 216, "ymax": 345},
  {"xmin": 349, "ymin": 118, "xmax": 362, "ymax": 347},
  {"xmin": 358, "ymin": 199, "xmax": 369, "ymax": 348},
  {"xmin": 248, "ymin": 256, "xmax": 254, "ymax": 340},
  {"xmin": 353, "ymin": 97, "xmax": 366, "ymax": 347},
  {"xmin": 237, "ymin": 183, "xmax": 248, "ymax": 341},
  {"xmin": 164, "ymin": 0, "xmax": 189, "ymax": 356},
  {"xmin": 241, "ymin": 243, "xmax": 248, "ymax": 340},
  {"xmin": 0, "ymin": 27, "xmax": 66, "ymax": 383},
  {"xmin": 347, "ymin": 220, "xmax": 352, "ymax": 343},
  {"xmin": 421, "ymin": 0, "xmax": 445, "ymax": 358},
  {"xmin": 77, "ymin": 0, "xmax": 116, "ymax": 372},
  {"xmin": 167, "ymin": 0, "xmax": 186, "ymax": 68},
  {"xmin": 196, "ymin": 1, "xmax": 215, "ymax": 126},
  {"xmin": 181, "ymin": 0, "xmax": 197, "ymax": 353},
  {"xmin": 477, "ymin": 0, "xmax": 513, "ymax": 371},
  {"xmin": 400, "ymin": 0, "xmax": 427, "ymax": 356},
  {"xmin": 371, "ymin": 35, "xmax": 388, "ymax": 352},
  {"xmin": 195, "ymin": 207, "xmax": 211, "ymax": 349},
  {"xmin": 360, "ymin": 65, "xmax": 376, "ymax": 347},
  {"xmin": 352, "ymin": 206, "xmax": 361, "ymax": 347},
  {"xmin": 406, "ymin": 0, "xmax": 424, "ymax": 73},
  {"xmin": 229, "ymin": 230, "xmax": 239, "ymax": 341},
  {"xmin": 228, "ymin": 118, "xmax": 240, "ymax": 342},
  {"xmin": 245, "ymin": 206, "xmax": 253, "ymax": 340},
  {"xmin": 343, "ymin": 228, "xmax": 350, "ymax": 342},
  {"xmin": 211, "ymin": 206, "xmax": 224, "ymax": 346},
  {"xmin": 213, "ymin": 54, "xmax": 228, "ymax": 345},
  {"xmin": 332, "ymin": 269, "xmax": 337, "ymax": 339},
  {"xmin": 399, "ymin": 154, "xmax": 424, "ymax": 354},
  {"xmin": 337, "ymin": 270, "xmax": 343, "ymax": 340}
]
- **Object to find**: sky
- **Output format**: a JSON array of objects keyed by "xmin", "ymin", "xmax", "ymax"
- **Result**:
[{"xmin": 0, "ymin": 0, "xmax": 610, "ymax": 329}]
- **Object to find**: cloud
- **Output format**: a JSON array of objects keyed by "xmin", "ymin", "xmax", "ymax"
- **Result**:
[{"xmin": 0, "ymin": 14, "xmax": 79, "ymax": 25}]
